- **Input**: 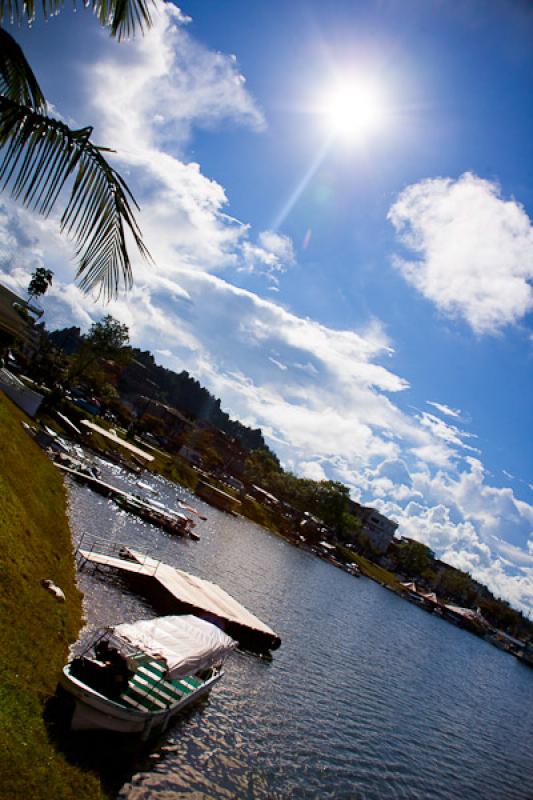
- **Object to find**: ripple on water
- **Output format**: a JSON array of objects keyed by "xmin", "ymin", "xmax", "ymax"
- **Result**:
[{"xmin": 66, "ymin": 465, "xmax": 533, "ymax": 800}]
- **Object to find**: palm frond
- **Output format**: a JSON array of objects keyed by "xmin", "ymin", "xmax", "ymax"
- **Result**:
[
  {"xmin": 94, "ymin": 0, "xmax": 154, "ymax": 40},
  {"xmin": 0, "ymin": 0, "xmax": 154, "ymax": 39},
  {"xmin": 0, "ymin": 28, "xmax": 46, "ymax": 111},
  {"xmin": 0, "ymin": 97, "xmax": 152, "ymax": 299}
]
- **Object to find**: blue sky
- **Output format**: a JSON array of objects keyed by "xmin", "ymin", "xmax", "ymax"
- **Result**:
[{"xmin": 1, "ymin": 0, "xmax": 532, "ymax": 612}]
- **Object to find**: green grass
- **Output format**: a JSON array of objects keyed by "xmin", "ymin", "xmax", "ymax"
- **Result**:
[
  {"xmin": 150, "ymin": 454, "xmax": 198, "ymax": 490},
  {"xmin": 334, "ymin": 544, "xmax": 401, "ymax": 588},
  {"xmin": 240, "ymin": 496, "xmax": 278, "ymax": 531},
  {"xmin": 0, "ymin": 392, "xmax": 103, "ymax": 800},
  {"xmin": 353, "ymin": 554, "xmax": 403, "ymax": 589}
]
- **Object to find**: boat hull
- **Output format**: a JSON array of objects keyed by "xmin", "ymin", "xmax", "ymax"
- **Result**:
[{"xmin": 60, "ymin": 667, "xmax": 222, "ymax": 738}]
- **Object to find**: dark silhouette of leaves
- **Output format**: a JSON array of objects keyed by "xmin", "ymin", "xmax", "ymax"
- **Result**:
[
  {"xmin": 0, "ymin": 0, "xmax": 154, "ymax": 40},
  {"xmin": 0, "ymin": 97, "xmax": 152, "ymax": 298}
]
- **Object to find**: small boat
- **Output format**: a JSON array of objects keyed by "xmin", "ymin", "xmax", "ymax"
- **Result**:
[
  {"xmin": 345, "ymin": 562, "xmax": 361, "ymax": 577},
  {"xmin": 177, "ymin": 498, "xmax": 208, "ymax": 521},
  {"xmin": 57, "ymin": 465, "xmax": 198, "ymax": 540},
  {"xmin": 59, "ymin": 615, "xmax": 236, "ymax": 739},
  {"xmin": 136, "ymin": 480, "xmax": 159, "ymax": 495}
]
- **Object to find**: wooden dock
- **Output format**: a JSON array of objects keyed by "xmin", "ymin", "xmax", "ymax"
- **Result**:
[
  {"xmin": 78, "ymin": 546, "xmax": 281, "ymax": 654},
  {"xmin": 58, "ymin": 465, "xmax": 198, "ymax": 540}
]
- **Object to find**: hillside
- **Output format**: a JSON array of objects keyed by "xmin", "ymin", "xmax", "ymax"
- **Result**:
[{"xmin": 48, "ymin": 327, "xmax": 269, "ymax": 453}]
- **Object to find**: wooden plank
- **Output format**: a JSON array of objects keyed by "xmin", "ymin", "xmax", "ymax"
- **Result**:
[
  {"xmin": 79, "ymin": 548, "xmax": 281, "ymax": 651},
  {"xmin": 78, "ymin": 550, "xmax": 158, "ymax": 575},
  {"xmin": 127, "ymin": 549, "xmax": 277, "ymax": 637}
]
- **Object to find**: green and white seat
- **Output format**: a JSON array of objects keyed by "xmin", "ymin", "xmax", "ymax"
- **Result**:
[{"xmin": 121, "ymin": 658, "xmax": 204, "ymax": 712}]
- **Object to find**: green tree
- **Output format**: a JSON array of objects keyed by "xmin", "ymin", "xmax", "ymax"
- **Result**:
[
  {"xmin": 68, "ymin": 314, "xmax": 131, "ymax": 384},
  {"xmin": 97, "ymin": 382, "xmax": 120, "ymax": 409},
  {"xmin": 27, "ymin": 267, "xmax": 53, "ymax": 300},
  {"xmin": 338, "ymin": 511, "xmax": 363, "ymax": 542},
  {"xmin": 436, "ymin": 568, "xmax": 476, "ymax": 605},
  {"xmin": 243, "ymin": 448, "xmax": 282, "ymax": 485},
  {"xmin": 27, "ymin": 334, "xmax": 68, "ymax": 386},
  {"xmin": 395, "ymin": 540, "xmax": 433, "ymax": 577},
  {"xmin": 305, "ymin": 480, "xmax": 350, "ymax": 529},
  {"xmin": 0, "ymin": 0, "xmax": 153, "ymax": 298}
]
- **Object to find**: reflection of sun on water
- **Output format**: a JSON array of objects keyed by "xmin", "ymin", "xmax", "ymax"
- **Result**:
[{"xmin": 320, "ymin": 79, "xmax": 386, "ymax": 142}]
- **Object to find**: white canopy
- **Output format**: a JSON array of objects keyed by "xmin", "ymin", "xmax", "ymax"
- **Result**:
[{"xmin": 112, "ymin": 615, "xmax": 236, "ymax": 680}]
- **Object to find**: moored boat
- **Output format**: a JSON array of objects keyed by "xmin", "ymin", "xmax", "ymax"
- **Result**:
[{"xmin": 59, "ymin": 615, "xmax": 236, "ymax": 739}]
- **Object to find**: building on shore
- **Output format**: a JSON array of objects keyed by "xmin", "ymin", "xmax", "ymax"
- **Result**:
[
  {"xmin": 178, "ymin": 444, "xmax": 204, "ymax": 467},
  {"xmin": 347, "ymin": 499, "xmax": 398, "ymax": 553}
]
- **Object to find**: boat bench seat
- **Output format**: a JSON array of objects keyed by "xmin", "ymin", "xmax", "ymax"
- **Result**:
[
  {"xmin": 121, "ymin": 658, "xmax": 205, "ymax": 711},
  {"xmin": 121, "ymin": 686, "xmax": 165, "ymax": 712}
]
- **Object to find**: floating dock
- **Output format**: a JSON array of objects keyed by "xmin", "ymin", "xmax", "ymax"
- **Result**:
[
  {"xmin": 77, "ymin": 544, "xmax": 281, "ymax": 654},
  {"xmin": 79, "ymin": 420, "xmax": 155, "ymax": 462},
  {"xmin": 59, "ymin": 466, "xmax": 198, "ymax": 540},
  {"xmin": 195, "ymin": 480, "xmax": 242, "ymax": 515}
]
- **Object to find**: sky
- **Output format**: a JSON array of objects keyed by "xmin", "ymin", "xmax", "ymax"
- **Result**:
[{"xmin": 1, "ymin": 0, "xmax": 532, "ymax": 613}]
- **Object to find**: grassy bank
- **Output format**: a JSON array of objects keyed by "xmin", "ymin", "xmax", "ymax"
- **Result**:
[
  {"xmin": 335, "ymin": 545, "xmax": 403, "ymax": 589},
  {"xmin": 354, "ymin": 554, "xmax": 403, "ymax": 590},
  {"xmin": 0, "ymin": 393, "xmax": 102, "ymax": 800}
]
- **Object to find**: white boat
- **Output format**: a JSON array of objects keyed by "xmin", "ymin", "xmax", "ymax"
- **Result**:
[
  {"xmin": 60, "ymin": 615, "xmax": 236, "ymax": 739},
  {"xmin": 136, "ymin": 480, "xmax": 159, "ymax": 495},
  {"xmin": 346, "ymin": 563, "xmax": 361, "ymax": 577}
]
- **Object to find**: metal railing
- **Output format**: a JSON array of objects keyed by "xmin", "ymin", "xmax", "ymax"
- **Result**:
[{"xmin": 75, "ymin": 532, "xmax": 161, "ymax": 575}]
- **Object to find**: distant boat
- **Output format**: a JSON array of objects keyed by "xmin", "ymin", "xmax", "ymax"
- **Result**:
[
  {"xmin": 345, "ymin": 563, "xmax": 361, "ymax": 577},
  {"xmin": 59, "ymin": 615, "xmax": 236, "ymax": 739},
  {"xmin": 57, "ymin": 465, "xmax": 199, "ymax": 540},
  {"xmin": 136, "ymin": 480, "xmax": 159, "ymax": 495},
  {"xmin": 177, "ymin": 498, "xmax": 208, "ymax": 521}
]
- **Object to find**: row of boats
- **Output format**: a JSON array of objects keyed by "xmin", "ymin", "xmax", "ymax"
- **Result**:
[{"xmin": 53, "ymin": 453, "xmax": 200, "ymax": 540}]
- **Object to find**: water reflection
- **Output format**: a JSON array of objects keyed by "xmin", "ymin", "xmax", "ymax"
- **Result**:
[{"xmin": 64, "ymin": 462, "xmax": 533, "ymax": 800}]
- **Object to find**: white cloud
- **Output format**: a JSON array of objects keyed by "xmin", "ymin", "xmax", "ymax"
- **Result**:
[
  {"xmin": 427, "ymin": 400, "xmax": 462, "ymax": 419},
  {"xmin": 81, "ymin": 3, "xmax": 266, "ymax": 283},
  {"xmin": 258, "ymin": 231, "xmax": 295, "ymax": 263},
  {"xmin": 268, "ymin": 356, "xmax": 288, "ymax": 371},
  {"xmin": 2, "ymin": 12, "xmax": 533, "ymax": 615},
  {"xmin": 240, "ymin": 231, "xmax": 295, "ymax": 283},
  {"xmin": 300, "ymin": 461, "xmax": 328, "ymax": 481},
  {"xmin": 389, "ymin": 172, "xmax": 533, "ymax": 334},
  {"xmin": 417, "ymin": 411, "xmax": 479, "ymax": 454},
  {"xmin": 90, "ymin": 4, "xmax": 264, "ymax": 153}
]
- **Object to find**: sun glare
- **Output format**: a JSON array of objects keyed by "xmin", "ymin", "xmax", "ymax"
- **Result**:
[{"xmin": 320, "ymin": 79, "xmax": 386, "ymax": 142}]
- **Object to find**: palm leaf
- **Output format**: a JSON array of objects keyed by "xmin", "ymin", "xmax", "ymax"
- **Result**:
[
  {"xmin": 0, "ymin": 28, "xmax": 46, "ymax": 111},
  {"xmin": 0, "ymin": 97, "xmax": 152, "ymax": 298},
  {"xmin": 0, "ymin": 0, "xmax": 154, "ymax": 39}
]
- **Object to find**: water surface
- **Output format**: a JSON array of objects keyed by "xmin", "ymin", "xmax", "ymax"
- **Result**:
[{"xmin": 67, "ymin": 462, "xmax": 533, "ymax": 799}]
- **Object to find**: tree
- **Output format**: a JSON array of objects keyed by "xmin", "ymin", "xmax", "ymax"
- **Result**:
[
  {"xmin": 395, "ymin": 540, "xmax": 432, "ymax": 578},
  {"xmin": 0, "ymin": 0, "xmax": 153, "ymax": 298},
  {"xmin": 436, "ymin": 567, "xmax": 476, "ymax": 605},
  {"xmin": 337, "ymin": 511, "xmax": 363, "ymax": 543},
  {"xmin": 26, "ymin": 333, "xmax": 68, "ymax": 387},
  {"xmin": 67, "ymin": 314, "xmax": 131, "ymax": 384},
  {"xmin": 243, "ymin": 448, "xmax": 282, "ymax": 485},
  {"xmin": 305, "ymin": 480, "xmax": 350, "ymax": 529},
  {"xmin": 27, "ymin": 267, "xmax": 53, "ymax": 300}
]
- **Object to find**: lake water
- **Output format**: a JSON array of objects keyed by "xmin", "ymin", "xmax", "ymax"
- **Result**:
[{"xmin": 66, "ymin": 461, "xmax": 533, "ymax": 800}]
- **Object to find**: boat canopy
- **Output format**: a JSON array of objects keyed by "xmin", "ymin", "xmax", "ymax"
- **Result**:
[{"xmin": 111, "ymin": 615, "xmax": 236, "ymax": 680}]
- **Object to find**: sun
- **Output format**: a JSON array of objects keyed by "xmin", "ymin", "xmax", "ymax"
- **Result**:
[{"xmin": 320, "ymin": 78, "xmax": 386, "ymax": 142}]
